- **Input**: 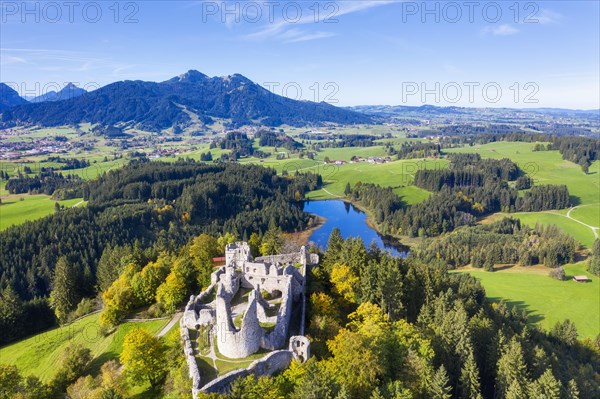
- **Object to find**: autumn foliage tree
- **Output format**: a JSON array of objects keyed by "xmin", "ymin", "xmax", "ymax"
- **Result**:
[{"xmin": 120, "ymin": 329, "xmax": 166, "ymax": 387}]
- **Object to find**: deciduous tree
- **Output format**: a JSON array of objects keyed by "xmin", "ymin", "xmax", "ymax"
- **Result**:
[{"xmin": 120, "ymin": 328, "xmax": 166, "ymax": 387}]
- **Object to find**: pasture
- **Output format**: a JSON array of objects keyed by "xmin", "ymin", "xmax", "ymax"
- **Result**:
[
  {"xmin": 0, "ymin": 195, "xmax": 84, "ymax": 231},
  {"xmin": 453, "ymin": 261, "xmax": 599, "ymax": 339},
  {"xmin": 0, "ymin": 312, "xmax": 169, "ymax": 381},
  {"xmin": 446, "ymin": 141, "xmax": 600, "ymax": 247}
]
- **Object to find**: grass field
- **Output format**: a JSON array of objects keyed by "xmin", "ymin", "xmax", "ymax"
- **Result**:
[
  {"xmin": 0, "ymin": 195, "xmax": 84, "ymax": 231},
  {"xmin": 484, "ymin": 211, "xmax": 597, "ymax": 248},
  {"xmin": 305, "ymin": 158, "xmax": 442, "ymax": 205},
  {"xmin": 453, "ymin": 262, "xmax": 599, "ymax": 339},
  {"xmin": 446, "ymin": 142, "xmax": 600, "ymax": 247},
  {"xmin": 570, "ymin": 204, "xmax": 600, "ymax": 228},
  {"xmin": 0, "ymin": 312, "xmax": 168, "ymax": 381},
  {"xmin": 446, "ymin": 142, "xmax": 600, "ymax": 207}
]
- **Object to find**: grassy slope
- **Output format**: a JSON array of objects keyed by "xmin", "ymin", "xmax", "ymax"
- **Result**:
[
  {"xmin": 485, "ymin": 212, "xmax": 596, "ymax": 248},
  {"xmin": 0, "ymin": 312, "xmax": 168, "ymax": 381},
  {"xmin": 445, "ymin": 141, "xmax": 600, "ymax": 206},
  {"xmin": 446, "ymin": 142, "xmax": 600, "ymax": 247},
  {"xmin": 453, "ymin": 262, "xmax": 599, "ymax": 339},
  {"xmin": 570, "ymin": 204, "xmax": 600, "ymax": 227},
  {"xmin": 0, "ymin": 195, "xmax": 83, "ymax": 231},
  {"xmin": 306, "ymin": 157, "xmax": 442, "ymax": 205}
]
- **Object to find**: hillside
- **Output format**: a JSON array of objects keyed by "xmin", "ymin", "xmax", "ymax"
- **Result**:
[
  {"xmin": 0, "ymin": 83, "xmax": 28, "ymax": 111},
  {"xmin": 29, "ymin": 82, "xmax": 87, "ymax": 103},
  {"xmin": 0, "ymin": 71, "xmax": 371, "ymax": 131}
]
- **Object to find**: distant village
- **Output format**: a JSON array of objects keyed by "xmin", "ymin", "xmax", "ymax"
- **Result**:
[
  {"xmin": 0, "ymin": 129, "xmax": 72, "ymax": 160},
  {"xmin": 324, "ymin": 155, "xmax": 393, "ymax": 166}
]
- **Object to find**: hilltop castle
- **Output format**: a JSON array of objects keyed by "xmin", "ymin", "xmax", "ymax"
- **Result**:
[{"xmin": 180, "ymin": 242, "xmax": 317, "ymax": 395}]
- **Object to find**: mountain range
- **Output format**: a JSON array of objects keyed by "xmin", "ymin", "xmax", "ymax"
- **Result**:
[
  {"xmin": 0, "ymin": 71, "xmax": 370, "ymax": 131},
  {"xmin": 349, "ymin": 104, "xmax": 600, "ymax": 118},
  {"xmin": 0, "ymin": 83, "xmax": 29, "ymax": 111},
  {"xmin": 25, "ymin": 83, "xmax": 87, "ymax": 103}
]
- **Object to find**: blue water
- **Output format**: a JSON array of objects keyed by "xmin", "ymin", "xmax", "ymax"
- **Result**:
[{"xmin": 303, "ymin": 200, "xmax": 409, "ymax": 258}]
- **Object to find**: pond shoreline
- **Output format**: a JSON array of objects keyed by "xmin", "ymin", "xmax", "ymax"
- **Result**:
[{"xmin": 301, "ymin": 199, "xmax": 410, "ymax": 257}]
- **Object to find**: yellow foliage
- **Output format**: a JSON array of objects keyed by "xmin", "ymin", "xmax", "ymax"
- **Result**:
[
  {"xmin": 330, "ymin": 264, "xmax": 359, "ymax": 303},
  {"xmin": 347, "ymin": 302, "xmax": 389, "ymax": 341},
  {"xmin": 309, "ymin": 292, "xmax": 339, "ymax": 320},
  {"xmin": 326, "ymin": 328, "xmax": 383, "ymax": 397},
  {"xmin": 120, "ymin": 328, "xmax": 166, "ymax": 387},
  {"xmin": 156, "ymin": 204, "xmax": 173, "ymax": 214}
]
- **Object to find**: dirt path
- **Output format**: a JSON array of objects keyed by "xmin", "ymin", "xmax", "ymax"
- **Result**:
[
  {"xmin": 157, "ymin": 311, "xmax": 183, "ymax": 338},
  {"xmin": 321, "ymin": 187, "xmax": 342, "ymax": 198},
  {"xmin": 564, "ymin": 204, "xmax": 599, "ymax": 239}
]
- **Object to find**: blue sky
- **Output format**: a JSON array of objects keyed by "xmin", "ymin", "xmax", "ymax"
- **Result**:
[{"xmin": 1, "ymin": 1, "xmax": 598, "ymax": 108}]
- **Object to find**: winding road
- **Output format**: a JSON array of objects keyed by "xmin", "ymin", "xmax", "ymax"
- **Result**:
[{"xmin": 565, "ymin": 204, "xmax": 600, "ymax": 239}]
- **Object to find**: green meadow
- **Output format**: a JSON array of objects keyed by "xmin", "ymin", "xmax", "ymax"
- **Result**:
[
  {"xmin": 445, "ymin": 141, "xmax": 600, "ymax": 207},
  {"xmin": 570, "ymin": 204, "xmax": 600, "ymax": 228},
  {"xmin": 304, "ymin": 159, "xmax": 438, "ymax": 205},
  {"xmin": 485, "ymin": 211, "xmax": 597, "ymax": 249},
  {"xmin": 453, "ymin": 262, "xmax": 599, "ymax": 339},
  {"xmin": 0, "ymin": 312, "xmax": 169, "ymax": 381},
  {"xmin": 0, "ymin": 195, "xmax": 84, "ymax": 231},
  {"xmin": 446, "ymin": 142, "xmax": 600, "ymax": 247}
]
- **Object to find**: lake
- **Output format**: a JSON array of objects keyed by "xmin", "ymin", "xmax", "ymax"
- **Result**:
[{"xmin": 302, "ymin": 200, "xmax": 409, "ymax": 257}]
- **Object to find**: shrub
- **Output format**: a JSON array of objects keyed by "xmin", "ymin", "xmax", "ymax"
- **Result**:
[{"xmin": 549, "ymin": 267, "xmax": 566, "ymax": 281}]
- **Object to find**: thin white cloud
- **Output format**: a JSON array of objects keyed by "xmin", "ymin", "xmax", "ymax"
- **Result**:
[
  {"xmin": 534, "ymin": 9, "xmax": 563, "ymax": 25},
  {"xmin": 0, "ymin": 55, "xmax": 27, "ymax": 65},
  {"xmin": 0, "ymin": 48, "xmax": 137, "ymax": 79},
  {"xmin": 481, "ymin": 24, "xmax": 519, "ymax": 36},
  {"xmin": 243, "ymin": 0, "xmax": 396, "ymax": 42},
  {"xmin": 282, "ymin": 30, "xmax": 337, "ymax": 43}
]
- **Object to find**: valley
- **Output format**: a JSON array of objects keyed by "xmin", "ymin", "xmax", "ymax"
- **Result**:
[{"xmin": 2, "ymin": 2, "xmax": 599, "ymax": 397}]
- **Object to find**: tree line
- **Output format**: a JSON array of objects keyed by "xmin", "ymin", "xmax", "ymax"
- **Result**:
[
  {"xmin": 5, "ymin": 169, "xmax": 83, "ymax": 197},
  {"xmin": 416, "ymin": 217, "xmax": 578, "ymax": 270},
  {"xmin": 255, "ymin": 130, "xmax": 304, "ymax": 151},
  {"xmin": 348, "ymin": 153, "xmax": 570, "ymax": 238}
]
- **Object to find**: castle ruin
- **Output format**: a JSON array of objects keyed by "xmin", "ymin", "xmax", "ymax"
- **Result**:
[{"xmin": 180, "ymin": 242, "xmax": 317, "ymax": 396}]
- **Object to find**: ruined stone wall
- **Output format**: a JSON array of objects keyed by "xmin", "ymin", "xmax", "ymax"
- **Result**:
[
  {"xmin": 183, "ymin": 242, "xmax": 312, "ymax": 397},
  {"xmin": 261, "ymin": 276, "xmax": 293, "ymax": 350},
  {"xmin": 180, "ymin": 318, "xmax": 201, "ymax": 397},
  {"xmin": 200, "ymin": 350, "xmax": 293, "ymax": 394},
  {"xmin": 225, "ymin": 242, "xmax": 252, "ymax": 265},
  {"xmin": 182, "ymin": 282, "xmax": 218, "ymax": 329},
  {"xmin": 255, "ymin": 253, "xmax": 302, "ymax": 266}
]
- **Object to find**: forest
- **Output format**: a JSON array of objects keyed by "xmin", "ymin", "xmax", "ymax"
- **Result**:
[
  {"xmin": 0, "ymin": 160, "xmax": 322, "ymax": 344},
  {"xmin": 255, "ymin": 130, "xmax": 304, "ymax": 151},
  {"xmin": 43, "ymin": 156, "xmax": 91, "ymax": 170},
  {"xmin": 395, "ymin": 142, "xmax": 443, "ymax": 159},
  {"xmin": 187, "ymin": 232, "xmax": 598, "ymax": 399},
  {"xmin": 300, "ymin": 134, "xmax": 383, "ymax": 149},
  {"xmin": 3, "ymin": 228, "xmax": 597, "ymax": 399},
  {"xmin": 348, "ymin": 153, "xmax": 571, "ymax": 237},
  {"xmin": 5, "ymin": 170, "xmax": 83, "ymax": 197},
  {"xmin": 416, "ymin": 218, "xmax": 578, "ymax": 270}
]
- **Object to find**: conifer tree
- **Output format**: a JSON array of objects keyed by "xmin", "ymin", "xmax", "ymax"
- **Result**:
[
  {"xmin": 496, "ymin": 337, "xmax": 530, "ymax": 398},
  {"xmin": 529, "ymin": 369, "xmax": 561, "ymax": 399},
  {"xmin": 430, "ymin": 366, "xmax": 452, "ymax": 399},
  {"xmin": 567, "ymin": 379, "xmax": 580, "ymax": 399},
  {"xmin": 259, "ymin": 220, "xmax": 283, "ymax": 256},
  {"xmin": 50, "ymin": 257, "xmax": 81, "ymax": 323},
  {"xmin": 459, "ymin": 350, "xmax": 482, "ymax": 399},
  {"xmin": 344, "ymin": 182, "xmax": 351, "ymax": 196}
]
